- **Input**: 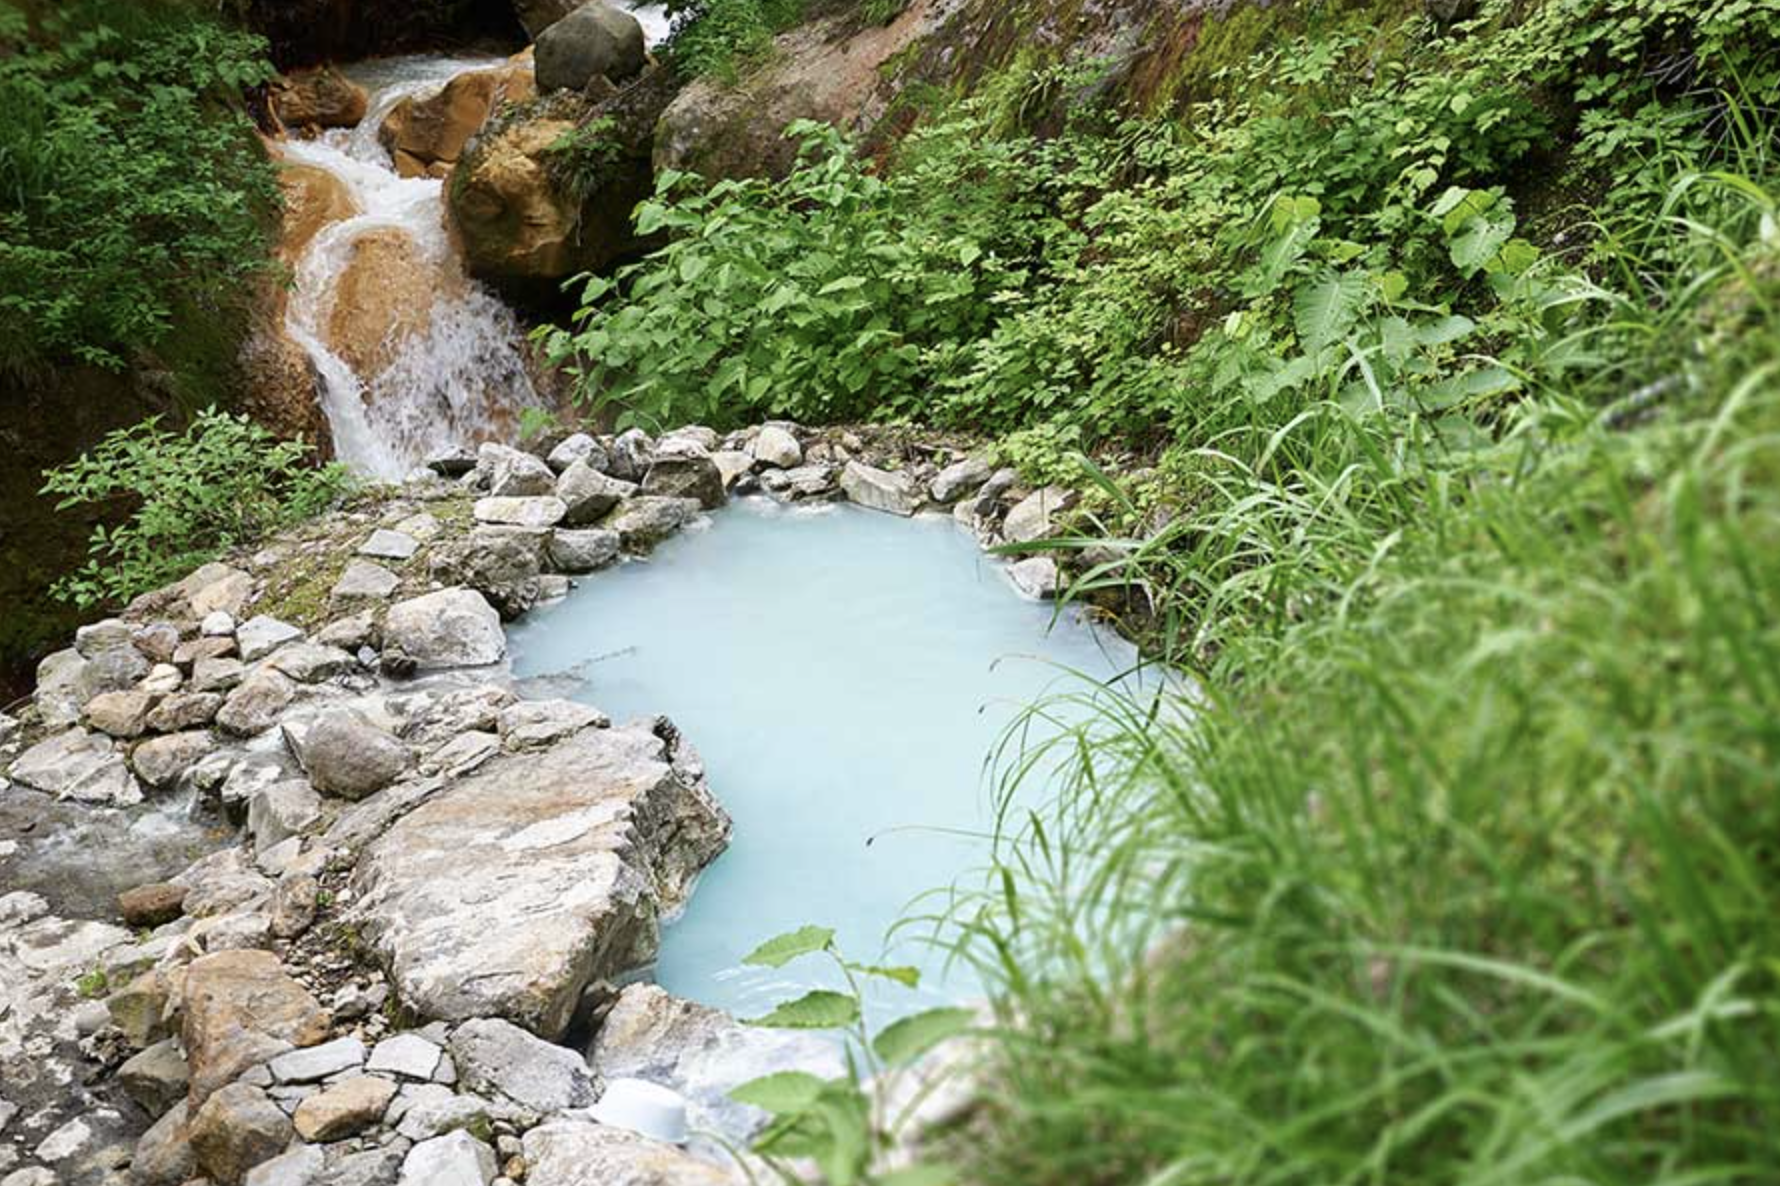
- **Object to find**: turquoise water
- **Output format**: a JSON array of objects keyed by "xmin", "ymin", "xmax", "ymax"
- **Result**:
[{"xmin": 507, "ymin": 498, "xmax": 1142, "ymax": 1020}]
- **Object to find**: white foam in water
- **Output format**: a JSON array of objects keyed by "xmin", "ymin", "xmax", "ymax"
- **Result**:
[{"xmin": 507, "ymin": 500, "xmax": 1148, "ymax": 1022}]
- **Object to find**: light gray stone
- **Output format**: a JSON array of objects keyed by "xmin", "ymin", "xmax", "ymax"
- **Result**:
[
  {"xmin": 555, "ymin": 461, "xmax": 636, "ymax": 526},
  {"xmin": 384, "ymin": 589, "xmax": 506, "ymax": 670},
  {"xmin": 606, "ymin": 428, "xmax": 654, "ymax": 482},
  {"xmin": 119, "ymin": 1039, "xmax": 191, "ymax": 1115},
  {"xmin": 399, "ymin": 1130, "xmax": 496, "ymax": 1186},
  {"xmin": 929, "ymin": 455, "xmax": 992, "ymax": 503},
  {"xmin": 361, "ymin": 529, "xmax": 420, "ymax": 560},
  {"xmin": 129, "ymin": 729, "xmax": 218, "ymax": 789},
  {"xmin": 295, "ymin": 711, "xmax": 409, "ymax": 800},
  {"xmin": 269, "ymin": 642, "xmax": 356, "ymax": 683},
  {"xmin": 546, "ymin": 528, "xmax": 620, "ymax": 574},
  {"xmin": 352, "ymin": 721, "xmax": 730, "ymax": 1038},
  {"xmin": 546, "ymin": 433, "xmax": 605, "ymax": 474},
  {"xmin": 496, "ymin": 699, "xmax": 608, "ymax": 751},
  {"xmin": 249, "ymin": 780, "xmax": 325, "ymax": 850},
  {"xmin": 590, "ymin": 982, "xmax": 844, "ymax": 1142},
  {"xmin": 270, "ymin": 1035, "xmax": 367, "ymax": 1083},
  {"xmin": 1002, "ymin": 484, "xmax": 1077, "ymax": 544},
  {"xmin": 448, "ymin": 1018, "xmax": 598, "ymax": 1114},
  {"xmin": 75, "ymin": 618, "xmax": 132, "ymax": 657},
  {"xmin": 419, "ymin": 731, "xmax": 501, "ymax": 778},
  {"xmin": 334, "ymin": 560, "xmax": 402, "ymax": 604},
  {"xmin": 367, "ymin": 1033, "xmax": 443, "ymax": 1080},
  {"xmin": 474, "ymin": 496, "xmax": 568, "ymax": 529},
  {"xmin": 9, "ymin": 729, "xmax": 141, "ymax": 806},
  {"xmin": 203, "ymin": 610, "xmax": 238, "ymax": 636},
  {"xmin": 749, "ymin": 425, "xmax": 802, "ymax": 469},
  {"xmin": 523, "ymin": 1121, "xmax": 734, "ymax": 1186},
  {"xmin": 1008, "ymin": 556, "xmax": 1062, "ymax": 599},
  {"xmin": 145, "ymin": 690, "xmax": 224, "ymax": 732},
  {"xmin": 427, "ymin": 446, "xmax": 478, "ymax": 477},
  {"xmin": 245, "ymin": 1142, "xmax": 326, "ymax": 1186},
  {"xmin": 602, "ymin": 496, "xmax": 700, "ymax": 551},
  {"xmin": 238, "ymin": 615, "xmax": 305, "ymax": 661},
  {"xmin": 840, "ymin": 460, "xmax": 919, "ymax": 516},
  {"xmin": 217, "ymin": 668, "xmax": 297, "ymax": 737},
  {"xmin": 192, "ymin": 655, "xmax": 247, "ymax": 693},
  {"xmin": 641, "ymin": 437, "xmax": 725, "ymax": 509},
  {"xmin": 476, "ymin": 443, "xmax": 555, "ymax": 498}
]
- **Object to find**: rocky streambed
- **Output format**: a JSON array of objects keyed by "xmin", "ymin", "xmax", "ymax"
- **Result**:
[{"xmin": 0, "ymin": 422, "xmax": 1083, "ymax": 1186}]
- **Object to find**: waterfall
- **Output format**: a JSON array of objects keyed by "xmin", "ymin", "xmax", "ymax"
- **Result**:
[{"xmin": 281, "ymin": 7, "xmax": 672, "ymax": 480}]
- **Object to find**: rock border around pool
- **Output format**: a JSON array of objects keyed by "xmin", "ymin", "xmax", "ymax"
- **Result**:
[{"xmin": 0, "ymin": 421, "xmax": 1051, "ymax": 1186}]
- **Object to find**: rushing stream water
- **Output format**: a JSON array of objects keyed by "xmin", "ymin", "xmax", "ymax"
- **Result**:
[{"xmin": 509, "ymin": 500, "xmax": 1146, "ymax": 1020}]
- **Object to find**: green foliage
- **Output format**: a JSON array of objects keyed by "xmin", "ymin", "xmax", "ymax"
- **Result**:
[
  {"xmin": 0, "ymin": 0, "xmax": 280, "ymax": 370},
  {"xmin": 73, "ymin": 967, "xmax": 109, "ymax": 999},
  {"xmin": 543, "ymin": 116, "xmax": 624, "ymax": 202},
  {"xmin": 41, "ymin": 409, "xmax": 351, "ymax": 609},
  {"xmin": 732, "ymin": 926, "xmax": 974, "ymax": 1185},
  {"xmin": 664, "ymin": 0, "xmax": 809, "ymax": 80}
]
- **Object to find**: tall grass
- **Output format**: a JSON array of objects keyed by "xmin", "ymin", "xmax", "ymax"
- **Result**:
[{"xmin": 945, "ymin": 134, "xmax": 1780, "ymax": 1184}]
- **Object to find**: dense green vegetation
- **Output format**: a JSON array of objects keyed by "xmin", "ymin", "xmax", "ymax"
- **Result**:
[
  {"xmin": 41, "ymin": 410, "xmax": 349, "ymax": 609},
  {"xmin": 551, "ymin": 0, "xmax": 1780, "ymax": 1180},
  {"xmin": 662, "ymin": 0, "xmax": 906, "ymax": 79},
  {"xmin": 0, "ymin": 0, "xmax": 279, "ymax": 371}
]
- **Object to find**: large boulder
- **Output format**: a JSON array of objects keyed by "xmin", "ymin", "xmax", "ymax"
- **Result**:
[
  {"xmin": 188, "ymin": 1082, "xmax": 293, "ymax": 1185},
  {"xmin": 182, "ymin": 949, "xmax": 330, "ymax": 1107},
  {"xmin": 641, "ymin": 439, "xmax": 725, "ymax": 509},
  {"xmin": 325, "ymin": 226, "xmax": 458, "ymax": 377},
  {"xmin": 277, "ymin": 162, "xmax": 358, "ymax": 267},
  {"xmin": 271, "ymin": 64, "xmax": 368, "ymax": 129},
  {"xmin": 381, "ymin": 57, "xmax": 537, "ymax": 179},
  {"xmin": 534, "ymin": 2, "xmax": 647, "ymax": 92},
  {"xmin": 448, "ymin": 1017, "xmax": 599, "ymax": 1113},
  {"xmin": 351, "ymin": 720, "xmax": 730, "ymax": 1039},
  {"xmin": 294, "ymin": 710, "xmax": 410, "ymax": 800},
  {"xmin": 431, "ymin": 526, "xmax": 548, "ymax": 620},
  {"xmin": 383, "ymin": 588, "xmax": 506, "ymax": 669}
]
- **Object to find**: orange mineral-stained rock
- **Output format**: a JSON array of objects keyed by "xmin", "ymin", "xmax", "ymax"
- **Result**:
[
  {"xmin": 276, "ymin": 161, "xmax": 357, "ymax": 266},
  {"xmin": 324, "ymin": 227, "xmax": 462, "ymax": 377},
  {"xmin": 380, "ymin": 55, "xmax": 537, "ymax": 180}
]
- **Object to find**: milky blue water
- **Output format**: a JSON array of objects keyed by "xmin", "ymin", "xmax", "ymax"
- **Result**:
[{"xmin": 506, "ymin": 498, "xmax": 1143, "ymax": 1021}]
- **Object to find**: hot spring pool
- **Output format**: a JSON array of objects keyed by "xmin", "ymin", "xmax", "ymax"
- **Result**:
[{"xmin": 507, "ymin": 498, "xmax": 1142, "ymax": 1020}]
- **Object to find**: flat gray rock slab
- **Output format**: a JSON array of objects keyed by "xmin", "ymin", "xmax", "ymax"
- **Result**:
[
  {"xmin": 351, "ymin": 721, "xmax": 730, "ymax": 1039},
  {"xmin": 332, "ymin": 560, "xmax": 400, "ymax": 603},
  {"xmin": 269, "ymin": 1035, "xmax": 366, "ymax": 1083},
  {"xmin": 360, "ymin": 529, "xmax": 420, "ymax": 561},
  {"xmin": 237, "ymin": 615, "xmax": 305, "ymax": 662},
  {"xmin": 365, "ymin": 1033, "xmax": 443, "ymax": 1080}
]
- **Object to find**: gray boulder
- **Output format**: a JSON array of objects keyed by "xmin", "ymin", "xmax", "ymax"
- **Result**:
[
  {"xmin": 398, "ymin": 1130, "xmax": 496, "ymax": 1186},
  {"xmin": 546, "ymin": 432, "xmax": 606, "ymax": 474},
  {"xmin": 295, "ymin": 711, "xmax": 409, "ymax": 800},
  {"xmin": 535, "ymin": 1, "xmax": 647, "ymax": 92},
  {"xmin": 547, "ymin": 528, "xmax": 620, "ymax": 574},
  {"xmin": 1008, "ymin": 556, "xmax": 1062, "ymax": 599},
  {"xmin": 448, "ymin": 1018, "xmax": 598, "ymax": 1113},
  {"xmin": 332, "ymin": 560, "xmax": 401, "ymax": 604},
  {"xmin": 237, "ymin": 615, "xmax": 305, "ymax": 662},
  {"xmin": 556, "ymin": 461, "xmax": 636, "ymax": 526},
  {"xmin": 383, "ymin": 589, "xmax": 506, "ymax": 670},
  {"xmin": 216, "ymin": 668, "xmax": 297, "ymax": 737},
  {"xmin": 603, "ymin": 496, "xmax": 701, "ymax": 551},
  {"xmin": 129, "ymin": 730, "xmax": 218, "ymax": 789},
  {"xmin": 930, "ymin": 455, "xmax": 992, "ymax": 503},
  {"xmin": 475, "ymin": 442, "xmax": 556, "ymax": 497},
  {"xmin": 1002, "ymin": 484, "xmax": 1078, "ymax": 544},
  {"xmin": 605, "ymin": 428, "xmax": 654, "ymax": 482},
  {"xmin": 840, "ymin": 460, "xmax": 919, "ymax": 516},
  {"xmin": 248, "ymin": 780, "xmax": 325, "ymax": 849},
  {"xmin": 750, "ymin": 425, "xmax": 802, "ymax": 469},
  {"xmin": 351, "ymin": 720, "xmax": 730, "ymax": 1039},
  {"xmin": 360, "ymin": 528, "xmax": 419, "ymax": 560},
  {"xmin": 432, "ymin": 527, "xmax": 547, "ymax": 620},
  {"xmin": 641, "ymin": 439, "xmax": 726, "ymax": 509},
  {"xmin": 473, "ymin": 496, "xmax": 568, "ymax": 529}
]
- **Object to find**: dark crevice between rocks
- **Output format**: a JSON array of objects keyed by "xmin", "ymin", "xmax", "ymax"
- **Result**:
[{"xmin": 235, "ymin": 0, "xmax": 530, "ymax": 69}]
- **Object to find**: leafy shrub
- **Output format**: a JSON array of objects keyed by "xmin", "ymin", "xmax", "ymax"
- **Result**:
[
  {"xmin": 41, "ymin": 409, "xmax": 351, "ymax": 608},
  {"xmin": 664, "ymin": 0, "xmax": 809, "ymax": 80},
  {"xmin": 0, "ymin": 0, "xmax": 279, "ymax": 370}
]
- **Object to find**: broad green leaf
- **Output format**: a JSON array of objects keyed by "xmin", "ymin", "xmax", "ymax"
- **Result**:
[
  {"xmin": 729, "ymin": 1070, "xmax": 828, "ymax": 1114},
  {"xmin": 741, "ymin": 925, "xmax": 834, "ymax": 968},
  {"xmin": 746, "ymin": 990, "xmax": 860, "ymax": 1030},
  {"xmin": 878, "ymin": 1166, "xmax": 959, "ymax": 1186},
  {"xmin": 1293, "ymin": 270, "xmax": 1367, "ymax": 355},
  {"xmin": 872, "ymin": 1006, "xmax": 976, "ymax": 1067}
]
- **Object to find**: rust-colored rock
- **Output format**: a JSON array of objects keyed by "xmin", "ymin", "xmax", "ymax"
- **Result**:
[
  {"xmin": 272, "ymin": 64, "xmax": 369, "ymax": 129},
  {"xmin": 119, "ymin": 882, "xmax": 188, "ymax": 928},
  {"xmin": 382, "ymin": 56, "xmax": 536, "ymax": 180},
  {"xmin": 182, "ymin": 949, "xmax": 330, "ymax": 1108},
  {"xmin": 276, "ymin": 161, "xmax": 358, "ymax": 265},
  {"xmin": 325, "ymin": 227, "xmax": 460, "ymax": 377}
]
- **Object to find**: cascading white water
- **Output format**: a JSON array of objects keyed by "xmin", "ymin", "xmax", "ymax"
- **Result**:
[
  {"xmin": 280, "ymin": 55, "xmax": 548, "ymax": 479},
  {"xmin": 281, "ymin": 9, "xmax": 671, "ymax": 479}
]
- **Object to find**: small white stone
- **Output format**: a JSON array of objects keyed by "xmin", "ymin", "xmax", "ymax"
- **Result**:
[
  {"xmin": 201, "ymin": 611, "xmax": 236, "ymax": 637},
  {"xmin": 366, "ymin": 1033, "xmax": 443, "ymax": 1081},
  {"xmin": 269, "ymin": 1035, "xmax": 367, "ymax": 1083}
]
